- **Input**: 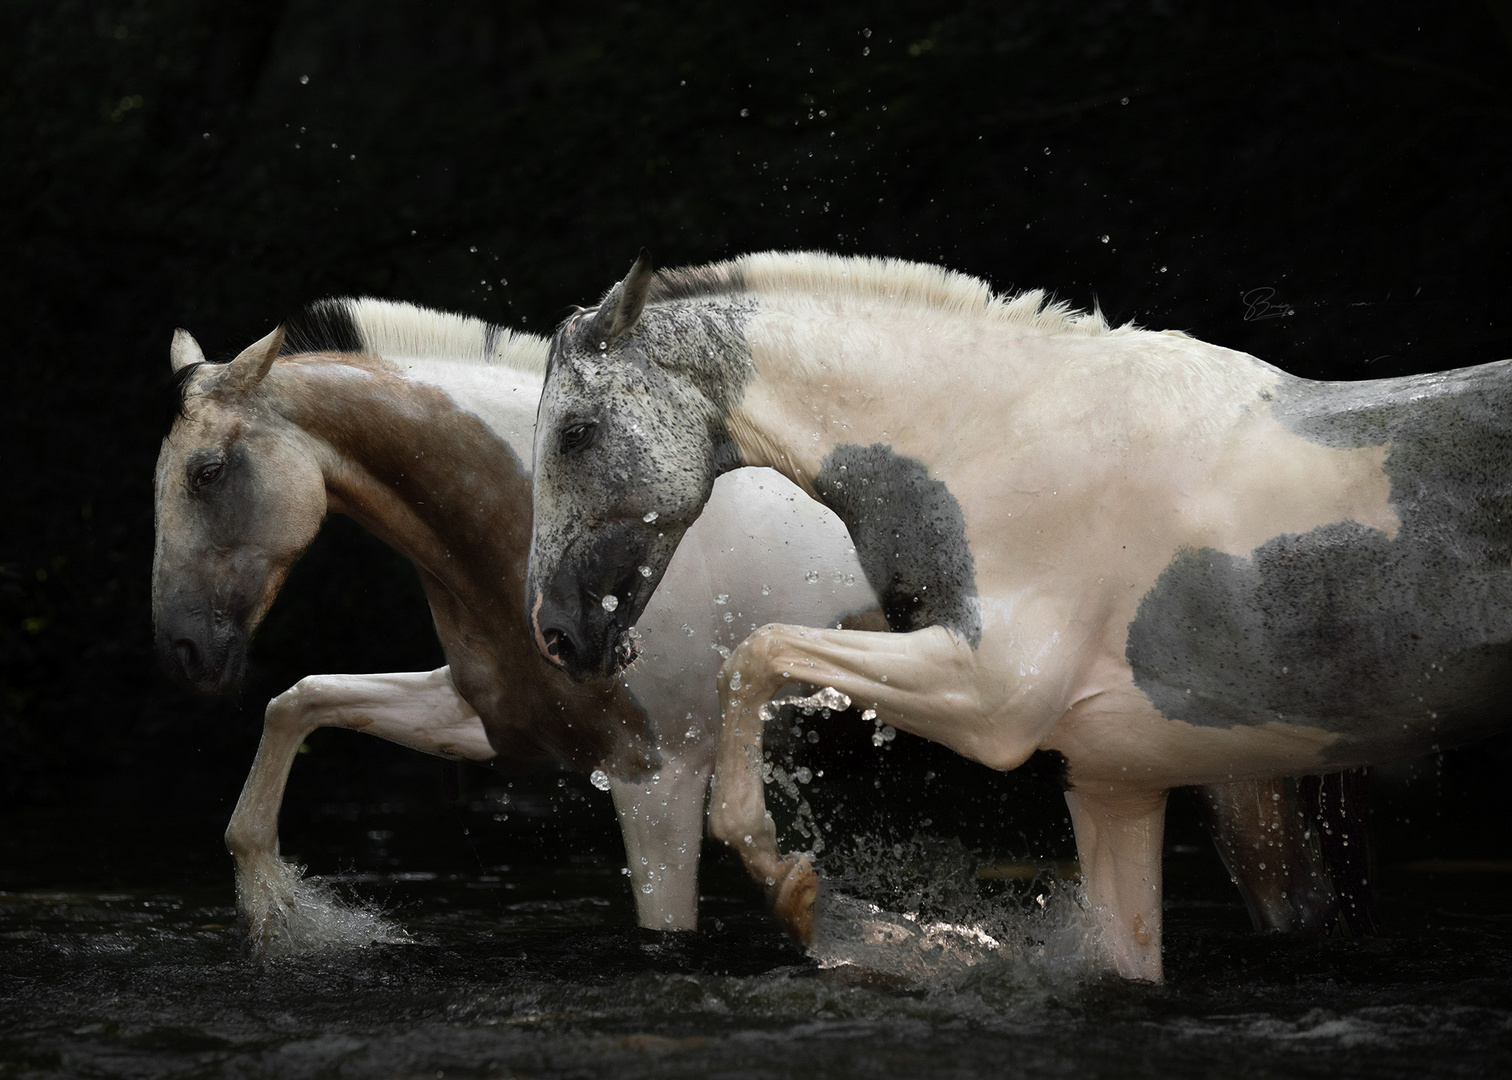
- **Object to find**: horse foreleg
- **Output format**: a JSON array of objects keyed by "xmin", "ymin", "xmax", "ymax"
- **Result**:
[
  {"xmin": 708, "ymin": 622, "xmax": 1052, "ymax": 946},
  {"xmin": 607, "ymin": 748, "xmax": 713, "ymax": 931},
  {"xmin": 1064, "ymin": 786, "xmax": 1168, "ymax": 982},
  {"xmin": 224, "ymin": 667, "xmax": 494, "ymax": 950}
]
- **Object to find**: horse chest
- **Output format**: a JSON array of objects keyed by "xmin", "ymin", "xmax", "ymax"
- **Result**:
[{"xmin": 812, "ymin": 442, "xmax": 981, "ymax": 646}]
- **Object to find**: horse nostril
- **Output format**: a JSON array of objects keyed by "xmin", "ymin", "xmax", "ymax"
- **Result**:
[
  {"xmin": 542, "ymin": 627, "xmax": 577, "ymax": 667},
  {"xmin": 172, "ymin": 638, "xmax": 201, "ymax": 678}
]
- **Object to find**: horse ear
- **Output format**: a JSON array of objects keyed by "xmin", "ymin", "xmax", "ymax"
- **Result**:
[
  {"xmin": 225, "ymin": 324, "xmax": 286, "ymax": 391},
  {"xmin": 170, "ymin": 329, "xmax": 206, "ymax": 373},
  {"xmin": 591, "ymin": 250, "xmax": 654, "ymax": 343}
]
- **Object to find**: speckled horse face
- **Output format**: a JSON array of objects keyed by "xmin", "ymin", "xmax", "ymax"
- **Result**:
[{"xmin": 527, "ymin": 256, "xmax": 745, "ymax": 681}]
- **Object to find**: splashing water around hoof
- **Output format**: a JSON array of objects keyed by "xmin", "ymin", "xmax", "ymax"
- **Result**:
[
  {"xmin": 236, "ymin": 855, "xmax": 411, "ymax": 957},
  {"xmin": 805, "ymin": 836, "xmax": 1102, "ymax": 988}
]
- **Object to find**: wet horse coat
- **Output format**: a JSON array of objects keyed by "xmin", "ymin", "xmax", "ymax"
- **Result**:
[{"xmin": 526, "ymin": 252, "xmax": 1511, "ymax": 979}]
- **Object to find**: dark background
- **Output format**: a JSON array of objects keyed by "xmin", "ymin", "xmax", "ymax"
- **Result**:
[{"xmin": 3, "ymin": 1, "xmax": 1511, "ymax": 894}]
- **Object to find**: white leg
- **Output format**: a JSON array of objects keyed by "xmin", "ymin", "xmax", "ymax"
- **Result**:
[
  {"xmin": 1064, "ymin": 786, "xmax": 1168, "ymax": 982},
  {"xmin": 224, "ymin": 667, "xmax": 494, "ymax": 950},
  {"xmin": 607, "ymin": 748, "xmax": 714, "ymax": 931},
  {"xmin": 708, "ymin": 622, "xmax": 1060, "ymax": 944}
]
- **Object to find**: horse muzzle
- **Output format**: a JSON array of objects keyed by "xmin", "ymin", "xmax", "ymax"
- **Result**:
[
  {"xmin": 154, "ymin": 612, "xmax": 247, "ymax": 694},
  {"xmin": 528, "ymin": 564, "xmax": 649, "ymax": 683}
]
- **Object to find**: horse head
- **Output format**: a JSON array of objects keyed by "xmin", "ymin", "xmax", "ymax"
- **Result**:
[
  {"xmin": 153, "ymin": 325, "xmax": 326, "ymax": 692},
  {"xmin": 526, "ymin": 254, "xmax": 744, "ymax": 681}
]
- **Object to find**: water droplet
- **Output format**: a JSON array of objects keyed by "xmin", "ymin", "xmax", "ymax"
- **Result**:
[
  {"xmin": 1100, "ymin": 235, "xmax": 1110, "ymax": 243},
  {"xmin": 804, "ymin": 569, "xmax": 820, "ymax": 584},
  {"xmin": 715, "ymin": 593, "xmax": 729, "ymax": 605},
  {"xmin": 589, "ymin": 769, "xmax": 611, "ymax": 791},
  {"xmin": 642, "ymin": 883, "xmax": 655, "ymax": 894},
  {"xmin": 728, "ymin": 671, "xmax": 742, "ymax": 691},
  {"xmin": 643, "ymin": 510, "xmax": 659, "ymax": 523},
  {"xmin": 298, "ymin": 74, "xmax": 309, "ymax": 85},
  {"xmin": 862, "ymin": 709, "xmax": 877, "ymax": 722},
  {"xmin": 740, "ymin": 108, "xmax": 749, "ymax": 117},
  {"xmin": 639, "ymin": 565, "xmax": 653, "ymax": 578},
  {"xmin": 601, "ymin": 594, "xmax": 619, "ymax": 612},
  {"xmin": 761, "ymin": 583, "xmax": 772, "ymax": 595},
  {"xmin": 794, "ymin": 766, "xmax": 813, "ymax": 784}
]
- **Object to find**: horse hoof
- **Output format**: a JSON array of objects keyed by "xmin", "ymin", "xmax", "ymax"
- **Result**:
[{"xmin": 765, "ymin": 855, "xmax": 818, "ymax": 946}]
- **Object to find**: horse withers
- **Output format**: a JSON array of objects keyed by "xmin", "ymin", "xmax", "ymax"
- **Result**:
[{"xmin": 525, "ymin": 252, "xmax": 1505, "ymax": 980}]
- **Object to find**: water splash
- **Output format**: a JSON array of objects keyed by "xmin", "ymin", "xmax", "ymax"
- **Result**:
[
  {"xmin": 806, "ymin": 835, "xmax": 1099, "ymax": 988},
  {"xmin": 236, "ymin": 855, "xmax": 410, "ymax": 958}
]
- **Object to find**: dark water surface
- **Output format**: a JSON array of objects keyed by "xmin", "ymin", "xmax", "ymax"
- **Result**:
[{"xmin": 3, "ymin": 793, "xmax": 1511, "ymax": 1080}]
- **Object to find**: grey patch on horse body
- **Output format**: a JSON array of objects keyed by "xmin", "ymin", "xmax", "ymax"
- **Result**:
[
  {"xmin": 1127, "ymin": 361, "xmax": 1512, "ymax": 760},
  {"xmin": 814, "ymin": 443, "xmax": 981, "ymax": 646}
]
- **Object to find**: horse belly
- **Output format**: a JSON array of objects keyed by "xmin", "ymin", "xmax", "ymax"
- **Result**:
[{"xmin": 1122, "ymin": 518, "xmax": 1512, "ymax": 770}]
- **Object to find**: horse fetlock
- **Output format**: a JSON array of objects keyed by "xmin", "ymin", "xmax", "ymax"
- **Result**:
[{"xmin": 234, "ymin": 853, "xmax": 302, "ymax": 954}]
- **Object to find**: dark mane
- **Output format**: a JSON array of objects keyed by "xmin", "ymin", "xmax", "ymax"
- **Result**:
[
  {"xmin": 165, "ymin": 359, "xmax": 214, "ymax": 432},
  {"xmin": 646, "ymin": 259, "xmax": 747, "ymax": 303},
  {"xmin": 281, "ymin": 297, "xmax": 364, "ymax": 356}
]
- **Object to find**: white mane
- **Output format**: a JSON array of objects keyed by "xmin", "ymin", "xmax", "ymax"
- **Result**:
[
  {"xmin": 317, "ymin": 296, "xmax": 548, "ymax": 373},
  {"xmin": 664, "ymin": 251, "xmax": 1144, "ymax": 338}
]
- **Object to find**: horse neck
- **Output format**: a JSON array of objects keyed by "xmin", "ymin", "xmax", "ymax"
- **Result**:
[
  {"xmin": 266, "ymin": 355, "xmax": 537, "ymax": 610},
  {"xmin": 712, "ymin": 297, "xmax": 1049, "ymax": 492}
]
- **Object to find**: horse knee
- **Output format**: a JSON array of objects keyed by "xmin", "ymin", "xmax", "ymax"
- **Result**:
[
  {"xmin": 265, "ymin": 674, "xmax": 329, "ymax": 730},
  {"xmin": 725, "ymin": 624, "xmax": 789, "ymax": 688}
]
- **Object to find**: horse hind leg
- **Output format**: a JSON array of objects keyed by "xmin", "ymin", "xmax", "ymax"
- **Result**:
[
  {"xmin": 224, "ymin": 667, "xmax": 494, "ymax": 953},
  {"xmin": 1193, "ymin": 771, "xmax": 1377, "ymax": 936},
  {"xmin": 1194, "ymin": 777, "xmax": 1340, "ymax": 933}
]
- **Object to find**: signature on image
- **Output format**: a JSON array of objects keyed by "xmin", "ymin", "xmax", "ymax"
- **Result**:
[{"xmin": 1241, "ymin": 287, "xmax": 1294, "ymax": 322}]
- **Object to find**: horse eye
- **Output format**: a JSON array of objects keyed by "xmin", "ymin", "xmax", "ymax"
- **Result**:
[
  {"xmin": 191, "ymin": 461, "xmax": 224, "ymax": 489},
  {"xmin": 561, "ymin": 421, "xmax": 596, "ymax": 452}
]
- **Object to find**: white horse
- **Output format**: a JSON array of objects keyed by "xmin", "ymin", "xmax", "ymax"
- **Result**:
[{"xmin": 525, "ymin": 251, "xmax": 1511, "ymax": 980}]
